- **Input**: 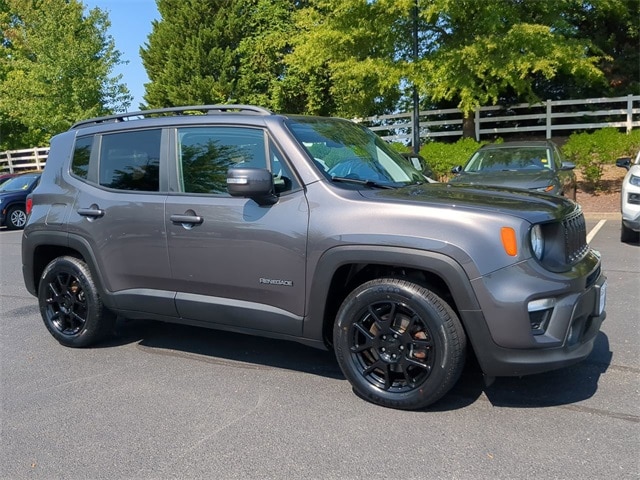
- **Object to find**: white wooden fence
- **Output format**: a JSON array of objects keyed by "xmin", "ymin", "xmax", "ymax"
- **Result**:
[
  {"xmin": 0, "ymin": 147, "xmax": 48, "ymax": 173},
  {"xmin": 1, "ymin": 95, "xmax": 639, "ymax": 172},
  {"xmin": 357, "ymin": 94, "xmax": 640, "ymax": 143}
]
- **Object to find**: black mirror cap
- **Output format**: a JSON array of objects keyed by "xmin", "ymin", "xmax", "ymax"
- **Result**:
[
  {"xmin": 451, "ymin": 165, "xmax": 463, "ymax": 174},
  {"xmin": 227, "ymin": 168, "xmax": 277, "ymax": 205},
  {"xmin": 616, "ymin": 157, "xmax": 632, "ymax": 170}
]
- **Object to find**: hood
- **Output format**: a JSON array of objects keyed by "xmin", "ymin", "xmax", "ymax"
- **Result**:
[
  {"xmin": 359, "ymin": 182, "xmax": 577, "ymax": 224},
  {"xmin": 448, "ymin": 169, "xmax": 557, "ymax": 190}
]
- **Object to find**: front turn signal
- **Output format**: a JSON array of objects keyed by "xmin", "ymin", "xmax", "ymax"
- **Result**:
[{"xmin": 500, "ymin": 227, "xmax": 518, "ymax": 256}]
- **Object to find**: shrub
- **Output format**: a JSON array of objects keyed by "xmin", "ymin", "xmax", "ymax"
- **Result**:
[
  {"xmin": 420, "ymin": 138, "xmax": 490, "ymax": 180},
  {"xmin": 562, "ymin": 128, "xmax": 640, "ymax": 190}
]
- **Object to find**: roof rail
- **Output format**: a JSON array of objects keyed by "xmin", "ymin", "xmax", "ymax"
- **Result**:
[{"xmin": 71, "ymin": 104, "xmax": 274, "ymax": 129}]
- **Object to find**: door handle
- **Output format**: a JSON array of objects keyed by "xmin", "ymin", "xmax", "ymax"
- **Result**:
[
  {"xmin": 170, "ymin": 214, "xmax": 204, "ymax": 225},
  {"xmin": 77, "ymin": 206, "xmax": 104, "ymax": 218}
]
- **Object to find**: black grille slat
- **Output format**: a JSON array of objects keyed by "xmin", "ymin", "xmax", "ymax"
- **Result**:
[{"xmin": 563, "ymin": 210, "xmax": 588, "ymax": 264}]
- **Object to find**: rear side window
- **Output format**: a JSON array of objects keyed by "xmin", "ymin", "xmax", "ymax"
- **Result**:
[
  {"xmin": 99, "ymin": 129, "xmax": 161, "ymax": 192},
  {"xmin": 71, "ymin": 136, "xmax": 93, "ymax": 179}
]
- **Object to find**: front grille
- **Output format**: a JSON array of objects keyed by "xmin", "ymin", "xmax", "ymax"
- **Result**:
[{"xmin": 563, "ymin": 209, "xmax": 588, "ymax": 264}]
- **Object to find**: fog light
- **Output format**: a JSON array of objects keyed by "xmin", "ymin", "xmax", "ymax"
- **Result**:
[{"xmin": 528, "ymin": 298, "xmax": 555, "ymax": 335}]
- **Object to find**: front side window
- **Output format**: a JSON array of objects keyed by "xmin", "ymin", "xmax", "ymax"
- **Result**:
[
  {"xmin": 99, "ymin": 129, "xmax": 161, "ymax": 192},
  {"xmin": 177, "ymin": 127, "xmax": 268, "ymax": 194}
]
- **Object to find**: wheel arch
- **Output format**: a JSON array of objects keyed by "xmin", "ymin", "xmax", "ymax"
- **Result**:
[
  {"xmin": 23, "ymin": 231, "xmax": 114, "ymax": 309},
  {"xmin": 304, "ymin": 246, "xmax": 482, "ymax": 349}
]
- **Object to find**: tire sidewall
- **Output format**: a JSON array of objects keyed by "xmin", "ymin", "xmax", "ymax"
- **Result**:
[
  {"xmin": 38, "ymin": 257, "xmax": 106, "ymax": 347},
  {"xmin": 334, "ymin": 279, "xmax": 462, "ymax": 410}
]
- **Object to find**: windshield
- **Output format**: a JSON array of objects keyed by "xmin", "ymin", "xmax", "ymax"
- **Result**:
[
  {"xmin": 286, "ymin": 117, "xmax": 424, "ymax": 186},
  {"xmin": 464, "ymin": 147, "xmax": 552, "ymax": 173},
  {"xmin": 0, "ymin": 174, "xmax": 39, "ymax": 192}
]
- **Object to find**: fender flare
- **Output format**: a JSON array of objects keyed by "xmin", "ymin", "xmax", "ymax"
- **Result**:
[{"xmin": 303, "ymin": 245, "xmax": 482, "ymax": 343}]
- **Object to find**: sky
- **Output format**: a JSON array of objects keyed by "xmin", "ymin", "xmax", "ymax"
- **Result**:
[{"xmin": 83, "ymin": 0, "xmax": 160, "ymax": 111}]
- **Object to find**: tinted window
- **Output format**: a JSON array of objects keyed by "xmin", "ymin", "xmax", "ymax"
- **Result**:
[
  {"xmin": 71, "ymin": 136, "xmax": 93, "ymax": 179},
  {"xmin": 177, "ymin": 127, "xmax": 267, "ymax": 194},
  {"xmin": 99, "ymin": 129, "xmax": 161, "ymax": 191}
]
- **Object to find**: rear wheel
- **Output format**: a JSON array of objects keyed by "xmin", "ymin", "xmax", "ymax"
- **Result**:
[
  {"xmin": 6, "ymin": 205, "xmax": 27, "ymax": 230},
  {"xmin": 38, "ymin": 256, "xmax": 115, "ymax": 347},
  {"xmin": 333, "ymin": 278, "xmax": 466, "ymax": 410}
]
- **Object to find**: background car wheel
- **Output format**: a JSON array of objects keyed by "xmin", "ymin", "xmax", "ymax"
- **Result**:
[
  {"xmin": 6, "ymin": 205, "xmax": 27, "ymax": 230},
  {"xmin": 38, "ymin": 256, "xmax": 115, "ymax": 347},
  {"xmin": 620, "ymin": 222, "xmax": 639, "ymax": 243},
  {"xmin": 333, "ymin": 278, "xmax": 466, "ymax": 410}
]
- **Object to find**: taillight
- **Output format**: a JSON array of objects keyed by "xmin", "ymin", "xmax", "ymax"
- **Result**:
[{"xmin": 26, "ymin": 195, "xmax": 33, "ymax": 215}]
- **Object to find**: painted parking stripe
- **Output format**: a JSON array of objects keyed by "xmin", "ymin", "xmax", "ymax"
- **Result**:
[{"xmin": 587, "ymin": 219, "xmax": 607, "ymax": 244}]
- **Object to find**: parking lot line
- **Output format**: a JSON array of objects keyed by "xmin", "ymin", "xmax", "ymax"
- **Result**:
[{"xmin": 587, "ymin": 219, "xmax": 607, "ymax": 244}]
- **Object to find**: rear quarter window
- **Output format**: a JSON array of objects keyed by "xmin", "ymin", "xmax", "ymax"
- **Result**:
[{"xmin": 71, "ymin": 136, "xmax": 93, "ymax": 179}]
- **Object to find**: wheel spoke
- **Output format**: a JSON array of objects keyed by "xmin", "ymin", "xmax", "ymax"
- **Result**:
[
  {"xmin": 369, "ymin": 302, "xmax": 394, "ymax": 331},
  {"xmin": 363, "ymin": 359, "xmax": 392, "ymax": 390},
  {"xmin": 350, "ymin": 322, "xmax": 375, "ymax": 353}
]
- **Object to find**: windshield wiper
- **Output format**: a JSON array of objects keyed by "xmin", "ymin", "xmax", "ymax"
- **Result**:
[{"xmin": 330, "ymin": 176, "xmax": 397, "ymax": 189}]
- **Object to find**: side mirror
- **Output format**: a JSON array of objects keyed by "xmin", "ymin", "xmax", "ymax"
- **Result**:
[
  {"xmin": 451, "ymin": 165, "xmax": 463, "ymax": 174},
  {"xmin": 227, "ymin": 168, "xmax": 277, "ymax": 206},
  {"xmin": 401, "ymin": 153, "xmax": 424, "ymax": 171},
  {"xmin": 616, "ymin": 157, "xmax": 631, "ymax": 171},
  {"xmin": 560, "ymin": 161, "xmax": 576, "ymax": 171}
]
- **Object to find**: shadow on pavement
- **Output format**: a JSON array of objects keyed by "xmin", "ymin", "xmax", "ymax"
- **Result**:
[{"xmin": 102, "ymin": 318, "xmax": 612, "ymax": 411}]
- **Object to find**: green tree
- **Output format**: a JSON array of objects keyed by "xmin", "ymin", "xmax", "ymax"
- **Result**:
[
  {"xmin": 286, "ymin": 0, "xmax": 613, "ymax": 134},
  {"xmin": 0, "ymin": 0, "xmax": 131, "ymax": 150},
  {"xmin": 141, "ymin": 0, "xmax": 312, "ymax": 112}
]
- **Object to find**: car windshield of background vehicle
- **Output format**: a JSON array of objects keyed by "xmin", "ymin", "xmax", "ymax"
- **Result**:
[
  {"xmin": 0, "ymin": 174, "xmax": 38, "ymax": 192},
  {"xmin": 464, "ymin": 147, "xmax": 552, "ymax": 172}
]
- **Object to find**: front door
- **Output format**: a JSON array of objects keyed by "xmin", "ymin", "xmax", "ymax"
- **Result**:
[{"xmin": 165, "ymin": 126, "xmax": 308, "ymax": 336}]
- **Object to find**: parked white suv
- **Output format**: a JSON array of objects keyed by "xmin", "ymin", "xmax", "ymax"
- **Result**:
[{"xmin": 616, "ymin": 151, "xmax": 640, "ymax": 243}]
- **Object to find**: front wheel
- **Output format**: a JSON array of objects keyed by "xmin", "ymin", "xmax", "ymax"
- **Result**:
[
  {"xmin": 38, "ymin": 256, "xmax": 115, "ymax": 347},
  {"xmin": 334, "ymin": 278, "xmax": 466, "ymax": 410}
]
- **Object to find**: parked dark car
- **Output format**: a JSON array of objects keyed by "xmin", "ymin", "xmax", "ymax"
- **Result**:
[
  {"xmin": 0, "ymin": 172, "xmax": 41, "ymax": 229},
  {"xmin": 449, "ymin": 141, "xmax": 577, "ymax": 199}
]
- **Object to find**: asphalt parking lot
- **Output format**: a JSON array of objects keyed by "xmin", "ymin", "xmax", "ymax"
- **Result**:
[{"xmin": 1, "ymin": 215, "xmax": 638, "ymax": 480}]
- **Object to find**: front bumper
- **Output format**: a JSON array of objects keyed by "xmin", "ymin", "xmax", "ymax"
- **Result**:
[{"xmin": 462, "ymin": 250, "xmax": 606, "ymax": 377}]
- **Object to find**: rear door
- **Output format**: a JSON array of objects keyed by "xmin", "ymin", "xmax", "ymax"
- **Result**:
[
  {"xmin": 67, "ymin": 129, "xmax": 175, "ymax": 316},
  {"xmin": 165, "ymin": 126, "xmax": 308, "ymax": 336}
]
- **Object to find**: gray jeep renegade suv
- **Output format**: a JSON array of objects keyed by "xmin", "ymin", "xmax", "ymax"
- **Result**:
[{"xmin": 22, "ymin": 105, "xmax": 607, "ymax": 410}]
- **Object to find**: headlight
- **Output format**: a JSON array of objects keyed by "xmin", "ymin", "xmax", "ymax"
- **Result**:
[
  {"xmin": 534, "ymin": 185, "xmax": 554, "ymax": 193},
  {"xmin": 630, "ymin": 174, "xmax": 640, "ymax": 187},
  {"xmin": 530, "ymin": 224, "xmax": 544, "ymax": 260}
]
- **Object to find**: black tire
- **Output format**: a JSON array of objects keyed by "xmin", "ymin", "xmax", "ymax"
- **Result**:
[
  {"xmin": 38, "ymin": 256, "xmax": 115, "ymax": 347},
  {"xmin": 620, "ymin": 221, "xmax": 639, "ymax": 243},
  {"xmin": 6, "ymin": 205, "xmax": 27, "ymax": 230},
  {"xmin": 333, "ymin": 278, "xmax": 466, "ymax": 410}
]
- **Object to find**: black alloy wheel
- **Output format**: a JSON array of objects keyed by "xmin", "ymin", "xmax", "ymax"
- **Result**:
[
  {"xmin": 334, "ymin": 278, "xmax": 466, "ymax": 410},
  {"xmin": 38, "ymin": 256, "xmax": 114, "ymax": 347}
]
